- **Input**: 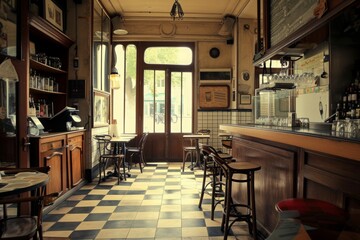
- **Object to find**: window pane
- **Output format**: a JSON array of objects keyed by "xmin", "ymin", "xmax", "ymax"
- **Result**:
[
  {"xmin": 170, "ymin": 72, "xmax": 181, "ymax": 132},
  {"xmin": 154, "ymin": 71, "xmax": 165, "ymax": 133},
  {"xmin": 143, "ymin": 70, "xmax": 155, "ymax": 132},
  {"xmin": 125, "ymin": 45, "xmax": 137, "ymax": 133},
  {"xmin": 143, "ymin": 70, "xmax": 166, "ymax": 133},
  {"xmin": 171, "ymin": 72, "xmax": 192, "ymax": 133},
  {"xmin": 144, "ymin": 47, "xmax": 193, "ymax": 65},
  {"xmin": 113, "ymin": 44, "xmax": 137, "ymax": 134},
  {"xmin": 182, "ymin": 72, "xmax": 192, "ymax": 133},
  {"xmin": 113, "ymin": 45, "xmax": 125, "ymax": 133}
]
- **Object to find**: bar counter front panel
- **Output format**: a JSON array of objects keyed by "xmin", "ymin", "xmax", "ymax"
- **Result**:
[{"xmin": 220, "ymin": 124, "xmax": 360, "ymax": 237}]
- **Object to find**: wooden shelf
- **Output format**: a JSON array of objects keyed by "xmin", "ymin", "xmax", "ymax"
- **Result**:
[
  {"xmin": 30, "ymin": 59, "xmax": 67, "ymax": 74},
  {"xmin": 30, "ymin": 88, "xmax": 66, "ymax": 95},
  {"xmin": 29, "ymin": 15, "xmax": 74, "ymax": 48}
]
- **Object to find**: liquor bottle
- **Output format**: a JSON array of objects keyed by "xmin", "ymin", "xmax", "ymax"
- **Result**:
[
  {"xmin": 342, "ymin": 102, "xmax": 348, "ymax": 119},
  {"xmin": 335, "ymin": 103, "xmax": 342, "ymax": 121},
  {"xmin": 356, "ymin": 100, "xmax": 360, "ymax": 119},
  {"xmin": 350, "ymin": 101, "xmax": 356, "ymax": 119},
  {"xmin": 351, "ymin": 83, "xmax": 357, "ymax": 103},
  {"xmin": 29, "ymin": 95, "xmax": 35, "ymax": 116},
  {"xmin": 39, "ymin": 99, "xmax": 45, "ymax": 117},
  {"xmin": 342, "ymin": 90, "xmax": 348, "ymax": 105},
  {"xmin": 36, "ymin": 101, "xmax": 40, "ymax": 117}
]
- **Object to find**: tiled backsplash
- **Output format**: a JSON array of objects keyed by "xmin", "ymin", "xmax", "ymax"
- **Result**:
[{"xmin": 198, "ymin": 110, "xmax": 253, "ymax": 151}]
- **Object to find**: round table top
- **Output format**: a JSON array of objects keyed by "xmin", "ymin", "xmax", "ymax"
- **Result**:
[{"xmin": 0, "ymin": 171, "xmax": 49, "ymax": 197}]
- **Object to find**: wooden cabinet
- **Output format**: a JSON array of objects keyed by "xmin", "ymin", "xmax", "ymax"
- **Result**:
[
  {"xmin": 28, "ymin": 15, "xmax": 73, "ymax": 117},
  {"xmin": 67, "ymin": 132, "xmax": 84, "ymax": 188},
  {"xmin": 30, "ymin": 131, "xmax": 85, "ymax": 195},
  {"xmin": 31, "ymin": 134, "xmax": 67, "ymax": 195}
]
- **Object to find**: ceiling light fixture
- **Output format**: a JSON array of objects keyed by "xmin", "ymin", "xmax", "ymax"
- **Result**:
[
  {"xmin": 170, "ymin": 0, "xmax": 184, "ymax": 21},
  {"xmin": 112, "ymin": 15, "xmax": 128, "ymax": 35}
]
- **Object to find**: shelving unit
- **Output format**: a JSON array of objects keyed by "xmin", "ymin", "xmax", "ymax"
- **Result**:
[
  {"xmin": 29, "ymin": 14, "xmax": 74, "ymax": 115},
  {"xmin": 28, "ymin": 14, "xmax": 85, "ymax": 197}
]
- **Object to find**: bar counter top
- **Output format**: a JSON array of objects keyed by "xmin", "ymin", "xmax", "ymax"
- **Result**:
[
  {"xmin": 220, "ymin": 124, "xmax": 360, "ymax": 162},
  {"xmin": 29, "ymin": 129, "xmax": 86, "ymax": 139}
]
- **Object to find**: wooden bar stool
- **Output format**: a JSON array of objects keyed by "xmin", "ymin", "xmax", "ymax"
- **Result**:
[
  {"xmin": 198, "ymin": 144, "xmax": 233, "ymax": 220},
  {"xmin": 275, "ymin": 198, "xmax": 349, "ymax": 239},
  {"xmin": 210, "ymin": 153, "xmax": 261, "ymax": 240}
]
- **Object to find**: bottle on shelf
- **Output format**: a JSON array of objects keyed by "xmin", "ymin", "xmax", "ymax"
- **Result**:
[
  {"xmin": 335, "ymin": 103, "xmax": 342, "ymax": 121},
  {"xmin": 28, "ymin": 95, "xmax": 36, "ymax": 116},
  {"xmin": 356, "ymin": 100, "xmax": 360, "ymax": 119},
  {"xmin": 35, "ymin": 100, "xmax": 40, "ymax": 117}
]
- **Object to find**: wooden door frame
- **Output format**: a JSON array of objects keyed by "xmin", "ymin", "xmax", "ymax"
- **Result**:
[{"xmin": 135, "ymin": 42, "xmax": 195, "ymax": 161}]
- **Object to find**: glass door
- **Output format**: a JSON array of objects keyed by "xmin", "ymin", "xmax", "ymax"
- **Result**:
[{"xmin": 143, "ymin": 69, "xmax": 193, "ymax": 161}]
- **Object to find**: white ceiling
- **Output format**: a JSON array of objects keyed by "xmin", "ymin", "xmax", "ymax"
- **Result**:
[{"xmin": 99, "ymin": 0, "xmax": 257, "ymax": 22}]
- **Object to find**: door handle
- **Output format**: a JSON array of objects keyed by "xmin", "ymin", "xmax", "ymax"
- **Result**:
[{"xmin": 23, "ymin": 137, "xmax": 31, "ymax": 151}]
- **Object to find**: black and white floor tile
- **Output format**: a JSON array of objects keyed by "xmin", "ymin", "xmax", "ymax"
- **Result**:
[{"xmin": 43, "ymin": 162, "xmax": 253, "ymax": 240}]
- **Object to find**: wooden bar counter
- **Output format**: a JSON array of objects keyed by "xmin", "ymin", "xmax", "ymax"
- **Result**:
[{"xmin": 219, "ymin": 124, "xmax": 360, "ymax": 238}]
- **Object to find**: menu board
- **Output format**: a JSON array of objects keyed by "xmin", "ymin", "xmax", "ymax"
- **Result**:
[{"xmin": 270, "ymin": 0, "xmax": 318, "ymax": 46}]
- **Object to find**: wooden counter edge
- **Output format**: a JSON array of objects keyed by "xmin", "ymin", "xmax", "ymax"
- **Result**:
[{"xmin": 220, "ymin": 125, "xmax": 360, "ymax": 162}]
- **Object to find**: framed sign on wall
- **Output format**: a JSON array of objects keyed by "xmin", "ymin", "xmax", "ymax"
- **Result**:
[{"xmin": 199, "ymin": 85, "xmax": 229, "ymax": 109}]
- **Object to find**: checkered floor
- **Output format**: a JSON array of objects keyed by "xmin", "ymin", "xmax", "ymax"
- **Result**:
[{"xmin": 42, "ymin": 162, "xmax": 253, "ymax": 239}]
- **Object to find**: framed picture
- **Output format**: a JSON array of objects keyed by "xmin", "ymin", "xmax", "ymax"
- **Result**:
[
  {"xmin": 0, "ymin": 0, "xmax": 20, "ymax": 58},
  {"xmin": 240, "ymin": 94, "xmax": 251, "ymax": 105},
  {"xmin": 44, "ymin": 0, "xmax": 63, "ymax": 31},
  {"xmin": 93, "ymin": 90, "xmax": 110, "ymax": 127}
]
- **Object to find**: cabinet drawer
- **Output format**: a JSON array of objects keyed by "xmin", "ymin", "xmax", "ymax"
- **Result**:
[
  {"xmin": 68, "ymin": 136, "xmax": 82, "ymax": 145},
  {"xmin": 40, "ymin": 140, "xmax": 64, "ymax": 152}
]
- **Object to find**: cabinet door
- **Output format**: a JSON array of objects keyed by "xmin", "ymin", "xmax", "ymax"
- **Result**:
[
  {"xmin": 68, "ymin": 134, "xmax": 84, "ymax": 187},
  {"xmin": 41, "ymin": 139, "xmax": 67, "ymax": 195}
]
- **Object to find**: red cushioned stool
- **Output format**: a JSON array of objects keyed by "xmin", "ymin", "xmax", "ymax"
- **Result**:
[{"xmin": 275, "ymin": 198, "xmax": 349, "ymax": 239}]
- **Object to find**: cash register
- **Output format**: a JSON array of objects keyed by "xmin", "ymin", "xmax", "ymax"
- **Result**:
[{"xmin": 48, "ymin": 106, "xmax": 82, "ymax": 132}]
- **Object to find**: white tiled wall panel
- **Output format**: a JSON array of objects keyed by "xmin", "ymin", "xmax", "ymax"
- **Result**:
[
  {"xmin": 197, "ymin": 110, "xmax": 253, "ymax": 151},
  {"xmin": 91, "ymin": 127, "xmax": 109, "ymax": 168}
]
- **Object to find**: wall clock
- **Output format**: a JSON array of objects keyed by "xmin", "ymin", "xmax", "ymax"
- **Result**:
[{"xmin": 209, "ymin": 47, "xmax": 220, "ymax": 58}]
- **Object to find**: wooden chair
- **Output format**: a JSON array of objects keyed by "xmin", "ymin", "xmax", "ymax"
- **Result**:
[
  {"xmin": 126, "ymin": 132, "xmax": 149, "ymax": 173},
  {"xmin": 93, "ymin": 135, "xmax": 124, "ymax": 184},
  {"xmin": 0, "ymin": 192, "xmax": 59, "ymax": 240}
]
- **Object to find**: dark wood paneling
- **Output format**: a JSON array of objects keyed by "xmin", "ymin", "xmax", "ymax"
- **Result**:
[
  {"xmin": 232, "ymin": 137, "xmax": 297, "ymax": 232},
  {"xmin": 302, "ymin": 151, "xmax": 360, "ymax": 208}
]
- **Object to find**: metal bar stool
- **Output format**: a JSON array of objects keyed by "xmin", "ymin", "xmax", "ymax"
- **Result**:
[
  {"xmin": 210, "ymin": 153, "xmax": 261, "ymax": 240},
  {"xmin": 198, "ymin": 144, "xmax": 233, "ymax": 220}
]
